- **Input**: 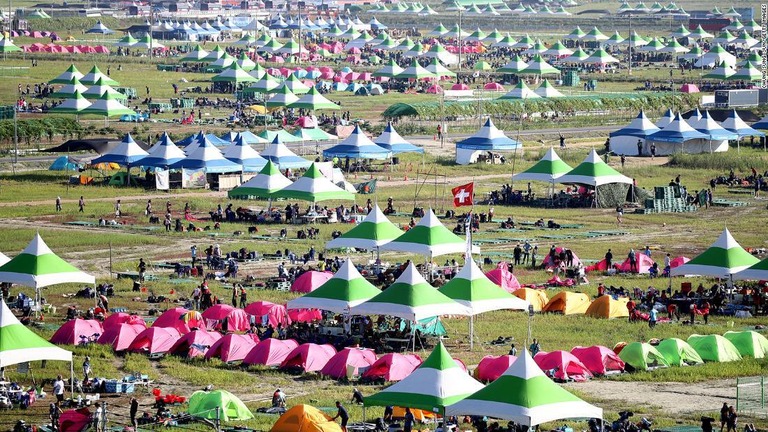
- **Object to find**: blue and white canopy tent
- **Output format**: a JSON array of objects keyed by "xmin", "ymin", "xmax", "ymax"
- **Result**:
[
  {"xmin": 91, "ymin": 133, "xmax": 149, "ymax": 185},
  {"xmin": 655, "ymin": 108, "xmax": 674, "ymax": 129},
  {"xmin": 647, "ymin": 113, "xmax": 710, "ymax": 155},
  {"xmin": 323, "ymin": 124, "xmax": 392, "ymax": 160},
  {"xmin": 170, "ymin": 134, "xmax": 242, "ymax": 175},
  {"xmin": 222, "ymin": 134, "xmax": 268, "ymax": 172},
  {"xmin": 374, "ymin": 122, "xmax": 423, "ymax": 154},
  {"xmin": 261, "ymin": 136, "xmax": 312, "ymax": 169},
  {"xmin": 721, "ymin": 110, "xmax": 765, "ymax": 152},
  {"xmin": 687, "ymin": 110, "xmax": 738, "ymax": 153},
  {"xmin": 609, "ymin": 110, "xmax": 660, "ymax": 155},
  {"xmin": 138, "ymin": 132, "xmax": 187, "ymax": 168},
  {"xmin": 455, "ymin": 118, "xmax": 521, "ymax": 165}
]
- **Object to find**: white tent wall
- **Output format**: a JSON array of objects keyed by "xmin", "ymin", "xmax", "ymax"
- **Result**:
[
  {"xmin": 649, "ymin": 139, "xmax": 729, "ymax": 155},
  {"xmin": 456, "ymin": 148, "xmax": 482, "ymax": 165},
  {"xmin": 610, "ymin": 136, "xmax": 645, "ymax": 155}
]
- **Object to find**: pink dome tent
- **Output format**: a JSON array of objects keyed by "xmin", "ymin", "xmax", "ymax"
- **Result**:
[
  {"xmin": 169, "ymin": 330, "xmax": 222, "ymax": 358},
  {"xmin": 571, "ymin": 345, "xmax": 625, "ymax": 375},
  {"xmin": 485, "ymin": 262, "xmax": 521, "ymax": 292},
  {"xmin": 97, "ymin": 323, "xmax": 145, "ymax": 351},
  {"xmin": 542, "ymin": 247, "xmax": 582, "ymax": 270},
  {"xmin": 474, "ymin": 355, "xmax": 517, "ymax": 382},
  {"xmin": 280, "ymin": 343, "xmax": 337, "ymax": 372},
  {"xmin": 484, "ymin": 82, "xmax": 505, "ymax": 92},
  {"xmin": 291, "ymin": 271, "xmax": 333, "ymax": 293},
  {"xmin": 103, "ymin": 312, "xmax": 145, "ymax": 330},
  {"xmin": 534, "ymin": 350, "xmax": 593, "ymax": 382},
  {"xmin": 245, "ymin": 301, "xmax": 291, "ymax": 327},
  {"xmin": 151, "ymin": 307, "xmax": 193, "ymax": 333},
  {"xmin": 426, "ymin": 84, "xmax": 443, "ymax": 94},
  {"xmin": 320, "ymin": 347, "xmax": 377, "ymax": 379},
  {"xmin": 670, "ymin": 256, "xmax": 690, "ymax": 268},
  {"xmin": 204, "ymin": 334, "xmax": 259, "ymax": 363},
  {"xmin": 451, "ymin": 83, "xmax": 469, "ymax": 90},
  {"xmin": 287, "ymin": 308, "xmax": 323, "ymax": 323},
  {"xmin": 201, "ymin": 305, "xmax": 249, "ymax": 332},
  {"xmin": 50, "ymin": 319, "xmax": 103, "ymax": 345},
  {"xmin": 59, "ymin": 408, "xmax": 92, "ymax": 432},
  {"xmin": 615, "ymin": 254, "xmax": 656, "ymax": 274},
  {"xmin": 128, "ymin": 327, "xmax": 181, "ymax": 355},
  {"xmin": 361, "ymin": 353, "xmax": 422, "ymax": 382},
  {"xmin": 242, "ymin": 338, "xmax": 299, "ymax": 366}
]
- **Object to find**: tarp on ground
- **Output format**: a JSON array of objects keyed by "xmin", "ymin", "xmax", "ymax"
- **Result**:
[
  {"xmin": 270, "ymin": 404, "xmax": 342, "ymax": 432},
  {"xmin": 656, "ymin": 338, "xmax": 704, "ymax": 366},
  {"xmin": 543, "ymin": 292, "xmax": 590, "ymax": 315},
  {"xmin": 320, "ymin": 347, "xmax": 377, "ymax": 379},
  {"xmin": 168, "ymin": 330, "xmax": 222, "ymax": 358},
  {"xmin": 513, "ymin": 288, "xmax": 549, "ymax": 311},
  {"xmin": 242, "ymin": 338, "xmax": 299, "ymax": 366},
  {"xmin": 50, "ymin": 319, "xmax": 103, "ymax": 345},
  {"xmin": 475, "ymin": 355, "xmax": 516, "ymax": 382},
  {"xmin": 723, "ymin": 331, "xmax": 768, "ymax": 358},
  {"xmin": 362, "ymin": 353, "xmax": 422, "ymax": 382},
  {"xmin": 533, "ymin": 350, "xmax": 593, "ymax": 381},
  {"xmin": 617, "ymin": 342, "xmax": 669, "ymax": 371},
  {"xmin": 584, "ymin": 296, "xmax": 630, "ymax": 319},
  {"xmin": 189, "ymin": 389, "xmax": 254, "ymax": 421},
  {"xmin": 570, "ymin": 345, "xmax": 625, "ymax": 375},
  {"xmin": 204, "ymin": 334, "xmax": 259, "ymax": 363},
  {"xmin": 0, "ymin": 299, "xmax": 73, "ymax": 368},
  {"xmin": 280, "ymin": 343, "xmax": 337, "ymax": 372}
]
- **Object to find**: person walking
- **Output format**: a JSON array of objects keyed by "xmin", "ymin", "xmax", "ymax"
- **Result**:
[
  {"xmin": 115, "ymin": 199, "xmax": 122, "ymax": 218},
  {"xmin": 720, "ymin": 403, "xmax": 730, "ymax": 432},
  {"xmin": 648, "ymin": 307, "xmax": 657, "ymax": 328},
  {"xmin": 529, "ymin": 338, "xmax": 541, "ymax": 356},
  {"xmin": 82, "ymin": 356, "xmax": 91, "ymax": 382},
  {"xmin": 239, "ymin": 285, "xmax": 247, "ymax": 308},
  {"xmin": 332, "ymin": 401, "xmax": 350, "ymax": 432},
  {"xmin": 616, "ymin": 206, "xmax": 623, "ymax": 225},
  {"xmin": 52, "ymin": 375, "xmax": 65, "ymax": 403},
  {"xmin": 605, "ymin": 249, "xmax": 613, "ymax": 268},
  {"xmin": 650, "ymin": 143, "xmax": 656, "ymax": 159},
  {"xmin": 55, "ymin": 196, "xmax": 62, "ymax": 212},
  {"xmin": 78, "ymin": 196, "xmax": 85, "ymax": 212},
  {"xmin": 726, "ymin": 406, "xmax": 737, "ymax": 432},
  {"xmin": 191, "ymin": 245, "xmax": 198, "ymax": 267},
  {"xmin": 130, "ymin": 397, "xmax": 139, "ymax": 429}
]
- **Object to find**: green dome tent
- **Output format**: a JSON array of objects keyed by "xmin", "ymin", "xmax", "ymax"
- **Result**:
[
  {"xmin": 188, "ymin": 390, "xmax": 254, "ymax": 421},
  {"xmin": 723, "ymin": 331, "xmax": 768, "ymax": 358},
  {"xmin": 687, "ymin": 334, "xmax": 742, "ymax": 362},
  {"xmin": 656, "ymin": 338, "xmax": 704, "ymax": 366},
  {"xmin": 618, "ymin": 342, "xmax": 669, "ymax": 371}
]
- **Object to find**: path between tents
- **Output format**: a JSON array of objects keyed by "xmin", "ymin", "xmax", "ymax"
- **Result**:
[{"xmin": 564, "ymin": 378, "xmax": 735, "ymax": 415}]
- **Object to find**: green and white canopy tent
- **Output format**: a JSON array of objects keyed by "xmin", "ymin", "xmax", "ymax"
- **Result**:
[
  {"xmin": 380, "ymin": 209, "xmax": 479, "ymax": 258},
  {"xmin": 49, "ymin": 64, "xmax": 84, "ymax": 84},
  {"xmin": 228, "ymin": 160, "xmax": 292, "ymax": 199},
  {"xmin": 439, "ymin": 258, "xmax": 529, "ymax": 349},
  {"xmin": 446, "ymin": 349, "xmax": 603, "ymax": 426},
  {"xmin": 182, "ymin": 44, "xmax": 209, "ymax": 61},
  {"xmin": 115, "ymin": 34, "xmax": 138, "ymax": 47},
  {"xmin": 50, "ymin": 76, "xmax": 88, "ymax": 99},
  {"xmin": 513, "ymin": 147, "xmax": 573, "ymax": 183},
  {"xmin": 425, "ymin": 58, "xmax": 456, "ymax": 78},
  {"xmin": 289, "ymin": 86, "xmax": 340, "ymax": 110},
  {"xmin": 282, "ymin": 73, "xmax": 311, "ymax": 95},
  {"xmin": 49, "ymin": 90, "xmax": 91, "ymax": 114},
  {"xmin": 81, "ymin": 92, "xmax": 136, "ymax": 124},
  {"xmin": 0, "ymin": 37, "xmax": 22, "ymax": 55},
  {"xmin": 265, "ymin": 85, "xmax": 299, "ymax": 108},
  {"xmin": 498, "ymin": 55, "xmax": 528, "ymax": 73},
  {"xmin": 397, "ymin": 59, "xmax": 437, "ymax": 80},
  {"xmin": 671, "ymin": 228, "xmax": 759, "ymax": 286},
  {"xmin": 373, "ymin": 59, "xmax": 405, "ymax": 78},
  {"xmin": 365, "ymin": 342, "xmax": 483, "ymax": 415},
  {"xmin": 80, "ymin": 65, "xmax": 118, "ymax": 86},
  {"xmin": 519, "ymin": 54, "xmax": 560, "ymax": 76},
  {"xmin": 0, "ymin": 233, "xmax": 95, "ymax": 316},
  {"xmin": 351, "ymin": 262, "xmax": 472, "ymax": 322},
  {"xmin": 275, "ymin": 162, "xmax": 355, "ymax": 202},
  {"xmin": 326, "ymin": 204, "xmax": 403, "ymax": 251},
  {"xmin": 287, "ymin": 258, "xmax": 381, "ymax": 313},
  {"xmin": 557, "ymin": 149, "xmax": 632, "ymax": 208},
  {"xmin": 212, "ymin": 62, "xmax": 258, "ymax": 84},
  {"xmin": 734, "ymin": 254, "xmax": 768, "ymax": 282}
]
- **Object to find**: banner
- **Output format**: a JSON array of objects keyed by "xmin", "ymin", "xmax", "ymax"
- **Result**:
[
  {"xmin": 182, "ymin": 168, "xmax": 206, "ymax": 189},
  {"xmin": 155, "ymin": 169, "xmax": 169, "ymax": 190}
]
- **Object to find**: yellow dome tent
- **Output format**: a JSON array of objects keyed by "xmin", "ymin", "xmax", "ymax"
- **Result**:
[
  {"xmin": 585, "ymin": 295, "xmax": 629, "ymax": 319},
  {"xmin": 512, "ymin": 288, "xmax": 549, "ymax": 311},
  {"xmin": 543, "ymin": 291, "xmax": 590, "ymax": 315},
  {"xmin": 271, "ymin": 404, "xmax": 342, "ymax": 432}
]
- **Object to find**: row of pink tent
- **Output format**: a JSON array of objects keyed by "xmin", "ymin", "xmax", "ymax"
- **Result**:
[
  {"xmin": 475, "ymin": 345, "xmax": 625, "ymax": 382},
  {"xmin": 586, "ymin": 255, "xmax": 690, "ymax": 274},
  {"xmin": 22, "ymin": 44, "xmax": 109, "ymax": 54},
  {"xmin": 11, "ymin": 30, "xmax": 58, "ymax": 38}
]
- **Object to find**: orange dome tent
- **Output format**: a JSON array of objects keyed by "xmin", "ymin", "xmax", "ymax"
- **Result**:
[
  {"xmin": 270, "ymin": 404, "xmax": 342, "ymax": 432},
  {"xmin": 585, "ymin": 295, "xmax": 629, "ymax": 319},
  {"xmin": 512, "ymin": 288, "xmax": 549, "ymax": 311},
  {"xmin": 543, "ymin": 291, "xmax": 590, "ymax": 315}
]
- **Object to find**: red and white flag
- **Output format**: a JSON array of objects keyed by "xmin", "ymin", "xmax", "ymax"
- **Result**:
[{"xmin": 452, "ymin": 182, "xmax": 474, "ymax": 207}]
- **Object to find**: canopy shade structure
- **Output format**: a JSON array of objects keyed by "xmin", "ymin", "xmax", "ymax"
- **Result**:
[
  {"xmin": 212, "ymin": 62, "xmax": 258, "ymax": 84},
  {"xmin": 380, "ymin": 209, "xmax": 479, "ymax": 257},
  {"xmin": 80, "ymin": 92, "xmax": 135, "ymax": 117},
  {"xmin": 688, "ymin": 111, "xmax": 739, "ymax": 141},
  {"xmin": 79, "ymin": 66, "xmax": 118, "ymax": 86},
  {"xmin": 275, "ymin": 162, "xmax": 355, "ymax": 202},
  {"xmin": 323, "ymin": 125, "xmax": 391, "ymax": 159},
  {"xmin": 374, "ymin": 122, "xmax": 423, "ymax": 154},
  {"xmin": 138, "ymin": 133, "xmax": 187, "ymax": 167},
  {"xmin": 446, "ymin": 350, "xmax": 603, "ymax": 426},
  {"xmin": 0, "ymin": 299, "xmax": 72, "ymax": 367},
  {"xmin": 0, "ymin": 233, "xmax": 95, "ymax": 288},
  {"xmin": 326, "ymin": 204, "xmax": 402, "ymax": 250},
  {"xmin": 365, "ymin": 342, "xmax": 483, "ymax": 412},
  {"xmin": 92, "ymin": 133, "xmax": 149, "ymax": 166},
  {"xmin": 557, "ymin": 149, "xmax": 633, "ymax": 186},
  {"xmin": 734, "ymin": 255, "xmax": 768, "ymax": 281},
  {"xmin": 81, "ymin": 77, "xmax": 127, "ymax": 101},
  {"xmin": 499, "ymin": 81, "xmax": 540, "ymax": 100},
  {"xmin": 351, "ymin": 263, "xmax": 472, "ymax": 321},
  {"xmin": 49, "ymin": 64, "xmax": 84, "ymax": 84},
  {"xmin": 456, "ymin": 119, "xmax": 521, "ymax": 150},
  {"xmin": 170, "ymin": 135, "xmax": 242, "ymax": 174},
  {"xmin": 721, "ymin": 109, "xmax": 766, "ymax": 138},
  {"xmin": 512, "ymin": 147, "xmax": 573, "ymax": 182},
  {"xmin": 439, "ymin": 259, "xmax": 529, "ymax": 315},
  {"xmin": 228, "ymin": 160, "xmax": 292, "ymax": 199},
  {"xmin": 373, "ymin": 59, "xmax": 405, "ymax": 78},
  {"xmin": 261, "ymin": 136, "xmax": 311, "ymax": 169},
  {"xmin": 85, "ymin": 20, "xmax": 114, "ymax": 34},
  {"xmin": 610, "ymin": 110, "xmax": 660, "ymax": 139},
  {"xmin": 397, "ymin": 59, "xmax": 437, "ymax": 80},
  {"xmin": 671, "ymin": 228, "xmax": 759, "ymax": 278},
  {"xmin": 222, "ymin": 134, "xmax": 268, "ymax": 171},
  {"xmin": 290, "ymin": 87, "xmax": 340, "ymax": 111},
  {"xmin": 287, "ymin": 258, "xmax": 381, "ymax": 313},
  {"xmin": 182, "ymin": 45, "xmax": 209, "ymax": 61},
  {"xmin": 50, "ymin": 77, "xmax": 88, "ymax": 98},
  {"xmin": 49, "ymin": 90, "xmax": 91, "ymax": 114},
  {"xmin": 425, "ymin": 58, "xmax": 457, "ymax": 78},
  {"xmin": 519, "ymin": 55, "xmax": 560, "ymax": 75},
  {"xmin": 648, "ymin": 113, "xmax": 709, "ymax": 143}
]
